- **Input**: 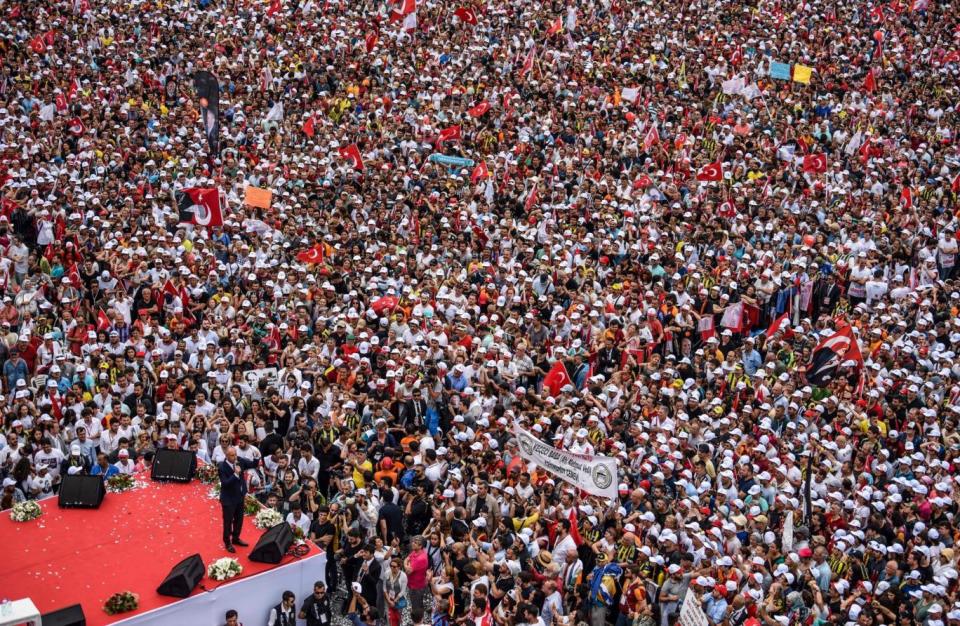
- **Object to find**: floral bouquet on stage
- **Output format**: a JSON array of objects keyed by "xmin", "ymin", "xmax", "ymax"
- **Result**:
[
  {"xmin": 253, "ymin": 507, "xmax": 283, "ymax": 529},
  {"xmin": 244, "ymin": 494, "xmax": 262, "ymax": 516},
  {"xmin": 103, "ymin": 591, "xmax": 139, "ymax": 615},
  {"xmin": 197, "ymin": 463, "xmax": 219, "ymax": 485},
  {"xmin": 106, "ymin": 473, "xmax": 135, "ymax": 493},
  {"xmin": 292, "ymin": 524, "xmax": 306, "ymax": 544},
  {"xmin": 208, "ymin": 557, "xmax": 243, "ymax": 581},
  {"xmin": 10, "ymin": 500, "xmax": 42, "ymax": 522}
]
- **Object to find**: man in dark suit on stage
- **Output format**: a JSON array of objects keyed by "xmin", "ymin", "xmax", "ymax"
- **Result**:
[{"xmin": 219, "ymin": 446, "xmax": 259, "ymax": 553}]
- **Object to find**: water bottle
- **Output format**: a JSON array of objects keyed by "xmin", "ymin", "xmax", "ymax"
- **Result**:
[{"xmin": 1, "ymin": 598, "xmax": 11, "ymax": 616}]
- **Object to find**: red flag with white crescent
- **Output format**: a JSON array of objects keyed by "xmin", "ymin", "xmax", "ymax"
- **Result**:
[
  {"xmin": 471, "ymin": 161, "xmax": 489, "ymax": 184},
  {"xmin": 519, "ymin": 46, "xmax": 536, "ymax": 79},
  {"xmin": 296, "ymin": 244, "xmax": 325, "ymax": 264},
  {"xmin": 802, "ymin": 154, "xmax": 827, "ymax": 173},
  {"xmin": 643, "ymin": 123, "xmax": 660, "ymax": 150},
  {"xmin": 437, "ymin": 125, "xmax": 462, "ymax": 146},
  {"xmin": 453, "ymin": 6, "xmax": 477, "ymax": 25},
  {"xmin": 467, "ymin": 102, "xmax": 490, "ymax": 117},
  {"xmin": 176, "ymin": 188, "xmax": 224, "ymax": 228},
  {"xmin": 899, "ymin": 186, "xmax": 913, "ymax": 209},
  {"xmin": 67, "ymin": 117, "xmax": 86, "ymax": 136},
  {"xmin": 718, "ymin": 198, "xmax": 737, "ymax": 218},
  {"xmin": 55, "ymin": 93, "xmax": 68, "ymax": 112},
  {"xmin": 302, "ymin": 116, "xmax": 316, "ymax": 138},
  {"xmin": 524, "ymin": 185, "xmax": 539, "ymax": 212},
  {"xmin": 338, "ymin": 144, "xmax": 365, "ymax": 171},
  {"xmin": 30, "ymin": 36, "xmax": 47, "ymax": 54},
  {"xmin": 696, "ymin": 161, "xmax": 723, "ymax": 182}
]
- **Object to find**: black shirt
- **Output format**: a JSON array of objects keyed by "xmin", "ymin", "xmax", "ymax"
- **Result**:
[
  {"xmin": 300, "ymin": 593, "xmax": 332, "ymax": 626},
  {"xmin": 310, "ymin": 520, "xmax": 336, "ymax": 554},
  {"xmin": 377, "ymin": 502, "xmax": 404, "ymax": 541}
]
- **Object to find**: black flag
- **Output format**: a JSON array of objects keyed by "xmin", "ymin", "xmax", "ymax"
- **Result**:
[{"xmin": 193, "ymin": 71, "xmax": 220, "ymax": 155}]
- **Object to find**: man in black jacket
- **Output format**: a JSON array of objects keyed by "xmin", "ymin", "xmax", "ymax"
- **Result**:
[
  {"xmin": 218, "ymin": 446, "xmax": 259, "ymax": 552},
  {"xmin": 357, "ymin": 543, "xmax": 382, "ymax": 608}
]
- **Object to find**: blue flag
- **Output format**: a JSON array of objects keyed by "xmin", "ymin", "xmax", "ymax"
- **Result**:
[{"xmin": 769, "ymin": 61, "xmax": 791, "ymax": 81}]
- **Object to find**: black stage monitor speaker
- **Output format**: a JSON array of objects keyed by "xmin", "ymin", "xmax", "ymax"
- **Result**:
[
  {"xmin": 151, "ymin": 448, "xmax": 196, "ymax": 482},
  {"xmin": 156, "ymin": 553, "xmax": 205, "ymax": 598},
  {"xmin": 41, "ymin": 603, "xmax": 86, "ymax": 626},
  {"xmin": 58, "ymin": 474, "xmax": 106, "ymax": 509},
  {"xmin": 249, "ymin": 522, "xmax": 294, "ymax": 564}
]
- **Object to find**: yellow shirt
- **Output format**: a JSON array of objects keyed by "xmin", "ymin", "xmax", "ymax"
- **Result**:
[{"xmin": 352, "ymin": 459, "xmax": 373, "ymax": 488}]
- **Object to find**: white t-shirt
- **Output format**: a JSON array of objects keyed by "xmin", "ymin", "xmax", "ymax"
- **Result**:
[
  {"xmin": 33, "ymin": 448, "xmax": 64, "ymax": 478},
  {"xmin": 287, "ymin": 513, "xmax": 311, "ymax": 535}
]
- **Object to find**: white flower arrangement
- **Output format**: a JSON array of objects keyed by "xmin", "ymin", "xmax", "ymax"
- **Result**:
[
  {"xmin": 10, "ymin": 500, "xmax": 42, "ymax": 522},
  {"xmin": 253, "ymin": 507, "xmax": 284, "ymax": 529},
  {"xmin": 207, "ymin": 557, "xmax": 243, "ymax": 581}
]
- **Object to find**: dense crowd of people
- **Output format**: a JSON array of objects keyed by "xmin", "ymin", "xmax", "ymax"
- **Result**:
[{"xmin": 3, "ymin": 0, "xmax": 960, "ymax": 624}]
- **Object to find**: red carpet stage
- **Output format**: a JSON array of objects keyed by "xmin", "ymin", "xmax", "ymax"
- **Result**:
[{"xmin": 0, "ymin": 476, "xmax": 325, "ymax": 625}]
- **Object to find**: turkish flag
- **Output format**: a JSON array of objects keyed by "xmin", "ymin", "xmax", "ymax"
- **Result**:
[
  {"xmin": 519, "ymin": 46, "xmax": 536, "ymax": 79},
  {"xmin": 30, "ymin": 36, "xmax": 46, "ymax": 54},
  {"xmin": 864, "ymin": 68, "xmax": 876, "ymax": 93},
  {"xmin": 302, "ymin": 116, "xmax": 315, "ymax": 138},
  {"xmin": 453, "ymin": 6, "xmax": 477, "ymax": 25},
  {"xmin": 437, "ymin": 125, "xmax": 462, "ymax": 145},
  {"xmin": 49, "ymin": 390, "xmax": 62, "ymax": 419},
  {"xmin": 365, "ymin": 31, "xmax": 379, "ymax": 52},
  {"xmin": 96, "ymin": 309, "xmax": 111, "ymax": 331},
  {"xmin": 296, "ymin": 244, "xmax": 325, "ymax": 264},
  {"xmin": 68, "ymin": 79, "xmax": 79, "ymax": 100},
  {"xmin": 524, "ymin": 185, "xmax": 539, "ymax": 212},
  {"xmin": 399, "ymin": 0, "xmax": 416, "ymax": 14},
  {"xmin": 569, "ymin": 508, "xmax": 583, "ymax": 546},
  {"xmin": 696, "ymin": 161, "xmax": 723, "ymax": 182},
  {"xmin": 870, "ymin": 5, "xmax": 883, "ymax": 22},
  {"xmin": 730, "ymin": 45, "xmax": 743, "ymax": 66},
  {"xmin": 67, "ymin": 263, "xmax": 82, "ymax": 289},
  {"xmin": 175, "ymin": 188, "xmax": 224, "ymax": 228},
  {"xmin": 899, "ymin": 186, "xmax": 913, "ymax": 209},
  {"xmin": 471, "ymin": 161, "xmax": 489, "ymax": 184},
  {"xmin": 266, "ymin": 0, "xmax": 281, "ymax": 16},
  {"xmin": 802, "ymin": 154, "xmax": 827, "ymax": 173},
  {"xmin": 543, "ymin": 360, "xmax": 572, "ymax": 397},
  {"xmin": 718, "ymin": 198, "xmax": 737, "ymax": 218},
  {"xmin": 643, "ymin": 123, "xmax": 660, "ymax": 150},
  {"xmin": 952, "ymin": 172, "xmax": 960, "ymax": 194},
  {"xmin": 67, "ymin": 117, "xmax": 86, "ymax": 136},
  {"xmin": 674, "ymin": 133, "xmax": 687, "ymax": 150},
  {"xmin": 55, "ymin": 93, "xmax": 68, "ymax": 112},
  {"xmin": 767, "ymin": 312, "xmax": 791, "ymax": 337},
  {"xmin": 546, "ymin": 17, "xmax": 563, "ymax": 35},
  {"xmin": 161, "ymin": 279, "xmax": 180, "ymax": 300},
  {"xmin": 44, "ymin": 30, "xmax": 56, "ymax": 46},
  {"xmin": 371, "ymin": 295, "xmax": 399, "ymax": 314},
  {"xmin": 467, "ymin": 102, "xmax": 490, "ymax": 117},
  {"xmin": 338, "ymin": 144, "xmax": 365, "ymax": 170},
  {"xmin": 633, "ymin": 174, "xmax": 653, "ymax": 189}
]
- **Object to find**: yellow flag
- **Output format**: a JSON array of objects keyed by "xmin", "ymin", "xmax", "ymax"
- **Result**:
[{"xmin": 793, "ymin": 64, "xmax": 813, "ymax": 85}]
